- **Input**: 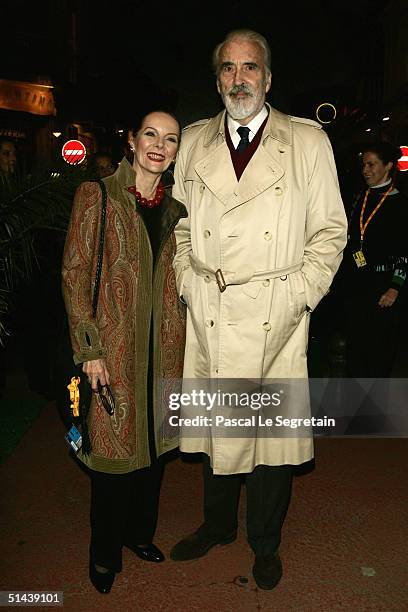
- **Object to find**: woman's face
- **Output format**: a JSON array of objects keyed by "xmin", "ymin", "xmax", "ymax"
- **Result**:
[
  {"xmin": 130, "ymin": 112, "xmax": 179, "ymax": 177},
  {"xmin": 362, "ymin": 151, "xmax": 393, "ymax": 187}
]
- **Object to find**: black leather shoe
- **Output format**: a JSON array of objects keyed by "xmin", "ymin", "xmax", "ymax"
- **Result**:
[
  {"xmin": 170, "ymin": 527, "xmax": 237, "ymax": 561},
  {"xmin": 89, "ymin": 563, "xmax": 115, "ymax": 594},
  {"xmin": 127, "ymin": 543, "xmax": 165, "ymax": 563},
  {"xmin": 252, "ymin": 553, "xmax": 282, "ymax": 590}
]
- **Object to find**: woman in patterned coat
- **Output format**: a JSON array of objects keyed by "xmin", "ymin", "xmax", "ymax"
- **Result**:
[{"xmin": 62, "ymin": 111, "xmax": 186, "ymax": 593}]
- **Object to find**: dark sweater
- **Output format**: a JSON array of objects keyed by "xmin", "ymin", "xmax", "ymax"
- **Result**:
[
  {"xmin": 346, "ymin": 183, "xmax": 408, "ymax": 289},
  {"xmin": 225, "ymin": 114, "xmax": 268, "ymax": 181}
]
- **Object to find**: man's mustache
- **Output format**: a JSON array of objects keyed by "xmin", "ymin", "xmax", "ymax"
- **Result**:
[{"xmin": 228, "ymin": 84, "xmax": 253, "ymax": 97}]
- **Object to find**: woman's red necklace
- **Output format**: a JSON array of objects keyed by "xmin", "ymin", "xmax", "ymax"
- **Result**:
[{"xmin": 128, "ymin": 182, "xmax": 164, "ymax": 208}]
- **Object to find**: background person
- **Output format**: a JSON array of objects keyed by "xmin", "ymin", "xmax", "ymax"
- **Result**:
[
  {"xmin": 0, "ymin": 137, "xmax": 17, "ymax": 176},
  {"xmin": 171, "ymin": 29, "xmax": 347, "ymax": 590},
  {"xmin": 88, "ymin": 151, "xmax": 116, "ymax": 178},
  {"xmin": 342, "ymin": 141, "xmax": 408, "ymax": 377},
  {"xmin": 62, "ymin": 111, "xmax": 187, "ymax": 594}
]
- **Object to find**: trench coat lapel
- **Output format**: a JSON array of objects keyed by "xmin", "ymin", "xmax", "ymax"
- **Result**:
[
  {"xmin": 235, "ymin": 145, "xmax": 284, "ymax": 207},
  {"xmin": 194, "ymin": 144, "xmax": 238, "ymax": 206},
  {"xmin": 193, "ymin": 105, "xmax": 288, "ymax": 211}
]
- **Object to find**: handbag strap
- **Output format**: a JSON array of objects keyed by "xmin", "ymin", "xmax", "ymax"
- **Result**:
[{"xmin": 91, "ymin": 179, "xmax": 107, "ymax": 318}]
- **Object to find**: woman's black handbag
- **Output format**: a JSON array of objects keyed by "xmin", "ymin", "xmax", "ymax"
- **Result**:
[{"xmin": 55, "ymin": 179, "xmax": 107, "ymax": 453}]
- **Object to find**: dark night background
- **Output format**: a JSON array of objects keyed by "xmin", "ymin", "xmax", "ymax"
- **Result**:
[
  {"xmin": 2, "ymin": 0, "xmax": 407, "ymax": 197},
  {"xmin": 1, "ymin": 8, "xmax": 408, "ymax": 605},
  {"xmin": 1, "ymin": 0, "xmax": 402, "ymax": 125},
  {"xmin": 0, "ymin": 0, "xmax": 406, "ymax": 206}
]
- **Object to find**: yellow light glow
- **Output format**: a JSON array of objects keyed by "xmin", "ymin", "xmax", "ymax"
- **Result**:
[{"xmin": 316, "ymin": 103, "xmax": 337, "ymax": 124}]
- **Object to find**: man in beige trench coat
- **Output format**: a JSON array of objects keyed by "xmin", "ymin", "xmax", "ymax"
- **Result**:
[{"xmin": 170, "ymin": 29, "xmax": 347, "ymax": 589}]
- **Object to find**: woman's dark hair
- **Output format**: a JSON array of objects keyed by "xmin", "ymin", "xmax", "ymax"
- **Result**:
[
  {"xmin": 128, "ymin": 110, "xmax": 181, "ymax": 139},
  {"xmin": 126, "ymin": 110, "xmax": 182, "ymax": 167},
  {"xmin": 361, "ymin": 141, "xmax": 401, "ymax": 178}
]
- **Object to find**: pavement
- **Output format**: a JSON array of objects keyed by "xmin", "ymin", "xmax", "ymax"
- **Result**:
[{"xmin": 1, "ymin": 397, "xmax": 408, "ymax": 611}]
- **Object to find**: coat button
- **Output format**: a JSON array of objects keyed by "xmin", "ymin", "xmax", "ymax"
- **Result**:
[
  {"xmin": 200, "ymin": 184, "xmax": 205, "ymax": 192},
  {"xmin": 263, "ymin": 279, "xmax": 270, "ymax": 287},
  {"xmin": 264, "ymin": 231, "xmax": 272, "ymax": 241},
  {"xmin": 278, "ymin": 145, "xmax": 285, "ymax": 153},
  {"xmin": 205, "ymin": 319, "xmax": 214, "ymax": 328},
  {"xmin": 204, "ymin": 229, "xmax": 211, "ymax": 238},
  {"xmin": 204, "ymin": 274, "xmax": 211, "ymax": 283},
  {"xmin": 274, "ymin": 186, "xmax": 283, "ymax": 196},
  {"xmin": 263, "ymin": 322, "xmax": 271, "ymax": 331},
  {"xmin": 280, "ymin": 275, "xmax": 287, "ymax": 281}
]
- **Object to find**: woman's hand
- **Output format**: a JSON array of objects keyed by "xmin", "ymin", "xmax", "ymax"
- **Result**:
[
  {"xmin": 82, "ymin": 359, "xmax": 110, "ymax": 392},
  {"xmin": 378, "ymin": 287, "xmax": 398, "ymax": 308}
]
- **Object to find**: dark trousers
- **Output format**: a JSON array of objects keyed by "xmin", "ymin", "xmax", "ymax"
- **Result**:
[
  {"xmin": 201, "ymin": 455, "xmax": 293, "ymax": 557},
  {"xmin": 89, "ymin": 460, "xmax": 164, "ymax": 572},
  {"xmin": 344, "ymin": 272, "xmax": 402, "ymax": 377}
]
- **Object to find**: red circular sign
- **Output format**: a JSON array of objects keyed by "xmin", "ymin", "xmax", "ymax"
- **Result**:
[
  {"xmin": 398, "ymin": 146, "xmax": 408, "ymax": 172},
  {"xmin": 62, "ymin": 139, "xmax": 86, "ymax": 165}
]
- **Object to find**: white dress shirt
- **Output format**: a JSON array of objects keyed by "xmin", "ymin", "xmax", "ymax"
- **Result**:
[{"xmin": 227, "ymin": 106, "xmax": 268, "ymax": 149}]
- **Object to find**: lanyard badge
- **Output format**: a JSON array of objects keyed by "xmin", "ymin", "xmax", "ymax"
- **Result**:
[
  {"xmin": 353, "ymin": 250, "xmax": 367, "ymax": 268},
  {"xmin": 353, "ymin": 185, "xmax": 393, "ymax": 269}
]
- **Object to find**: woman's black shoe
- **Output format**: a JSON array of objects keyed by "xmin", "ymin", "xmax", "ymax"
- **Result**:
[
  {"xmin": 89, "ymin": 563, "xmax": 115, "ymax": 594},
  {"xmin": 127, "ymin": 543, "xmax": 165, "ymax": 563}
]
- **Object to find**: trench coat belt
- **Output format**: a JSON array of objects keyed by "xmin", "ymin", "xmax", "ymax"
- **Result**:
[{"xmin": 189, "ymin": 254, "xmax": 303, "ymax": 292}]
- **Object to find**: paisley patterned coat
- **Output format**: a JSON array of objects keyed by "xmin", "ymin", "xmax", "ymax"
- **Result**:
[{"xmin": 62, "ymin": 158, "xmax": 187, "ymax": 474}]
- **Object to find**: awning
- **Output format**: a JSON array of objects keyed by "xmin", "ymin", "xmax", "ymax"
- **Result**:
[{"xmin": 0, "ymin": 79, "xmax": 56, "ymax": 116}]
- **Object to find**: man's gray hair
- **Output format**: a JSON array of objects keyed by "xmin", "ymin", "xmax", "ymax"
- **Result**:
[{"xmin": 212, "ymin": 29, "xmax": 271, "ymax": 77}]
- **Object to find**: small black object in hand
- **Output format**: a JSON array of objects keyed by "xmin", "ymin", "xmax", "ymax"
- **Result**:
[{"xmin": 94, "ymin": 381, "xmax": 115, "ymax": 415}]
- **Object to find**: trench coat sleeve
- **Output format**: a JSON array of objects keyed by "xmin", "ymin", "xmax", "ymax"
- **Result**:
[
  {"xmin": 61, "ymin": 181, "xmax": 106, "ymax": 365},
  {"xmin": 301, "ymin": 130, "xmax": 347, "ymax": 311},
  {"xmin": 172, "ymin": 146, "xmax": 193, "ymax": 300}
]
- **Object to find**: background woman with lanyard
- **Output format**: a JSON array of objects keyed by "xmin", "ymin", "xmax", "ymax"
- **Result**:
[{"xmin": 343, "ymin": 141, "xmax": 407, "ymax": 378}]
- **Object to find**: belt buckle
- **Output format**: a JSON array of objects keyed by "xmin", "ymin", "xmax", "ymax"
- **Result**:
[{"xmin": 215, "ymin": 268, "xmax": 227, "ymax": 293}]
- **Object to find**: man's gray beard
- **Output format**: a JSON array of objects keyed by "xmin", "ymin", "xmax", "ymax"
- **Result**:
[{"xmin": 223, "ymin": 92, "xmax": 263, "ymax": 121}]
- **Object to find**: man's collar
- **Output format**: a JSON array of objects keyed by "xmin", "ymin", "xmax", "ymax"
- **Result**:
[
  {"xmin": 203, "ymin": 103, "xmax": 292, "ymax": 147},
  {"xmin": 227, "ymin": 106, "xmax": 268, "ymax": 138}
]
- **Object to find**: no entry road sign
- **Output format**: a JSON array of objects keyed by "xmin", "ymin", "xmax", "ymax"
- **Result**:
[
  {"xmin": 398, "ymin": 146, "xmax": 408, "ymax": 171},
  {"xmin": 62, "ymin": 139, "xmax": 86, "ymax": 165}
]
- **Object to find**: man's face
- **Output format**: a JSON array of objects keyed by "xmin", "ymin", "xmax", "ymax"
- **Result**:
[
  {"xmin": 217, "ymin": 38, "xmax": 271, "ymax": 125},
  {"xmin": 0, "ymin": 142, "xmax": 17, "ymax": 174}
]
